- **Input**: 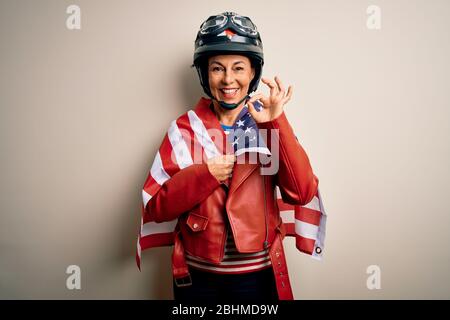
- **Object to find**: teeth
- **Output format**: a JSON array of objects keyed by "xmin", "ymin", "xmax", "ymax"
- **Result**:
[{"xmin": 222, "ymin": 89, "xmax": 238, "ymax": 94}]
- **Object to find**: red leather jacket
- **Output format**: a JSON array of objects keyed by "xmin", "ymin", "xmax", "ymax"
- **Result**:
[{"xmin": 145, "ymin": 100, "xmax": 319, "ymax": 264}]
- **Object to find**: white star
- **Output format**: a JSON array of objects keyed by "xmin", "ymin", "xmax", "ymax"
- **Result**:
[
  {"xmin": 244, "ymin": 127, "xmax": 252, "ymax": 133},
  {"xmin": 236, "ymin": 119, "xmax": 245, "ymax": 127},
  {"xmin": 232, "ymin": 137, "xmax": 239, "ymax": 146}
]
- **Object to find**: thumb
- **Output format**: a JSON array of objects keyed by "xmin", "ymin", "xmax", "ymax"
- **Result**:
[{"xmin": 247, "ymin": 100, "xmax": 257, "ymax": 117}]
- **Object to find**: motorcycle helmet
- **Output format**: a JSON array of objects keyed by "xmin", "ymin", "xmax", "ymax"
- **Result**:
[{"xmin": 193, "ymin": 12, "xmax": 264, "ymax": 109}]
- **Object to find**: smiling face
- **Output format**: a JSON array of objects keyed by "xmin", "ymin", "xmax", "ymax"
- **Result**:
[{"xmin": 208, "ymin": 54, "xmax": 255, "ymax": 105}]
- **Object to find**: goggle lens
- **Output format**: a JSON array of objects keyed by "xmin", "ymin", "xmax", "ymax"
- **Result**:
[
  {"xmin": 200, "ymin": 13, "xmax": 258, "ymax": 37},
  {"xmin": 232, "ymin": 16, "xmax": 255, "ymax": 29},
  {"xmin": 200, "ymin": 15, "xmax": 227, "ymax": 33}
]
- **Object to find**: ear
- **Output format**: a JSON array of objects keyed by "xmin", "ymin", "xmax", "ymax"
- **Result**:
[{"xmin": 251, "ymin": 67, "xmax": 256, "ymax": 80}]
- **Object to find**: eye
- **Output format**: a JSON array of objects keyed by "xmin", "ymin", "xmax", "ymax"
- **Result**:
[
  {"xmin": 212, "ymin": 66, "xmax": 223, "ymax": 71},
  {"xmin": 236, "ymin": 67, "xmax": 244, "ymax": 70}
]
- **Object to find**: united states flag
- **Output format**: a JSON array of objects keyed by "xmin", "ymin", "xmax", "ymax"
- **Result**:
[{"xmin": 137, "ymin": 98, "xmax": 327, "ymax": 270}]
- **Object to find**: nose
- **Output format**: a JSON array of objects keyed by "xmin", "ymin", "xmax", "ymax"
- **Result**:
[{"xmin": 222, "ymin": 68, "xmax": 235, "ymax": 85}]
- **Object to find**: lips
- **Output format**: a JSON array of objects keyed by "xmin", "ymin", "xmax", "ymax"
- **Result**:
[{"xmin": 220, "ymin": 88, "xmax": 239, "ymax": 98}]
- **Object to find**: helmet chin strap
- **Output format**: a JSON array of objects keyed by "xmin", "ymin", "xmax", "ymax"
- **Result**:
[{"xmin": 211, "ymin": 94, "xmax": 250, "ymax": 110}]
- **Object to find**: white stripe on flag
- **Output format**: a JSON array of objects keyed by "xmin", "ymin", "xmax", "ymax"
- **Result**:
[
  {"xmin": 141, "ymin": 220, "xmax": 178, "ymax": 237},
  {"xmin": 275, "ymin": 186, "xmax": 281, "ymax": 199},
  {"xmin": 280, "ymin": 210, "xmax": 294, "ymax": 224},
  {"xmin": 295, "ymin": 219, "xmax": 319, "ymax": 240},
  {"xmin": 151, "ymin": 151, "xmax": 170, "ymax": 185},
  {"xmin": 142, "ymin": 190, "xmax": 152, "ymax": 208},
  {"xmin": 188, "ymin": 110, "xmax": 221, "ymax": 159},
  {"xmin": 168, "ymin": 120, "xmax": 193, "ymax": 169},
  {"xmin": 303, "ymin": 195, "xmax": 321, "ymax": 211},
  {"xmin": 137, "ymin": 236, "xmax": 142, "ymax": 258},
  {"xmin": 312, "ymin": 188, "xmax": 327, "ymax": 260}
]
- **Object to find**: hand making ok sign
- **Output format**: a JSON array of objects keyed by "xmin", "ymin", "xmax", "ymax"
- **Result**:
[{"xmin": 247, "ymin": 76, "xmax": 293, "ymax": 123}]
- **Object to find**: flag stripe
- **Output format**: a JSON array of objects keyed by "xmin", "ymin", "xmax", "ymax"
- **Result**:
[
  {"xmin": 168, "ymin": 120, "xmax": 193, "ymax": 169},
  {"xmin": 295, "ymin": 206, "xmax": 322, "ymax": 226},
  {"xmin": 295, "ymin": 219, "xmax": 319, "ymax": 240},
  {"xmin": 296, "ymin": 235, "xmax": 316, "ymax": 255},
  {"xmin": 303, "ymin": 195, "xmax": 321, "ymax": 211},
  {"xmin": 277, "ymin": 198, "xmax": 295, "ymax": 212},
  {"xmin": 159, "ymin": 134, "xmax": 179, "ymax": 177},
  {"xmin": 141, "ymin": 219, "xmax": 177, "ymax": 237},
  {"xmin": 142, "ymin": 190, "xmax": 152, "ymax": 209},
  {"xmin": 280, "ymin": 210, "xmax": 294, "ymax": 224},
  {"xmin": 188, "ymin": 110, "xmax": 221, "ymax": 159},
  {"xmin": 150, "ymin": 151, "xmax": 170, "ymax": 186},
  {"xmin": 140, "ymin": 232, "xmax": 174, "ymax": 249}
]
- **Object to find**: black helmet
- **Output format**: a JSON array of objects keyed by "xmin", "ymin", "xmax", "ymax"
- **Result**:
[{"xmin": 193, "ymin": 12, "xmax": 264, "ymax": 109}]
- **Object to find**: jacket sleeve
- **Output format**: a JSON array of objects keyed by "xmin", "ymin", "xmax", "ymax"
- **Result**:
[
  {"xmin": 145, "ymin": 163, "xmax": 221, "ymax": 223},
  {"xmin": 257, "ymin": 111, "xmax": 319, "ymax": 206}
]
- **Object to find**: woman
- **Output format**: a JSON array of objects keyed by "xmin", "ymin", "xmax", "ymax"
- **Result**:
[{"xmin": 140, "ymin": 12, "xmax": 320, "ymax": 302}]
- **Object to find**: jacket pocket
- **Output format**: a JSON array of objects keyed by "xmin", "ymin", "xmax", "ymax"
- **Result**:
[{"xmin": 186, "ymin": 212, "xmax": 209, "ymax": 232}]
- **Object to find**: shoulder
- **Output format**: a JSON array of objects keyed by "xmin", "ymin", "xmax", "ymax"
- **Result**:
[{"xmin": 169, "ymin": 97, "xmax": 212, "ymax": 129}]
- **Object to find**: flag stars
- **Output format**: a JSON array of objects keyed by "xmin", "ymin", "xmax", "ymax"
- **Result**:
[
  {"xmin": 244, "ymin": 127, "xmax": 252, "ymax": 134},
  {"xmin": 236, "ymin": 119, "xmax": 245, "ymax": 127}
]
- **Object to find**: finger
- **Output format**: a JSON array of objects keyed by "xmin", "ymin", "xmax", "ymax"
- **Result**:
[
  {"xmin": 249, "ymin": 94, "xmax": 271, "ymax": 110},
  {"xmin": 223, "ymin": 158, "xmax": 235, "ymax": 166},
  {"xmin": 224, "ymin": 163, "xmax": 235, "ymax": 170},
  {"xmin": 250, "ymin": 94, "xmax": 270, "ymax": 109},
  {"xmin": 247, "ymin": 93, "xmax": 265, "ymax": 105},
  {"xmin": 247, "ymin": 98, "xmax": 261, "ymax": 115},
  {"xmin": 247, "ymin": 100, "xmax": 258, "ymax": 117},
  {"xmin": 261, "ymin": 77, "xmax": 278, "ymax": 96},
  {"xmin": 282, "ymin": 85, "xmax": 293, "ymax": 104},
  {"xmin": 274, "ymin": 76, "xmax": 285, "ymax": 96},
  {"xmin": 224, "ymin": 155, "xmax": 236, "ymax": 162},
  {"xmin": 223, "ymin": 168, "xmax": 233, "ymax": 175},
  {"xmin": 261, "ymin": 77, "xmax": 279, "ymax": 96}
]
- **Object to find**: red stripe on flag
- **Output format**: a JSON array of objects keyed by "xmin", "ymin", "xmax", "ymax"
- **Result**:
[
  {"xmin": 143, "ymin": 175, "xmax": 161, "ymax": 197},
  {"xmin": 284, "ymin": 222, "xmax": 295, "ymax": 237},
  {"xmin": 295, "ymin": 235, "xmax": 315, "ymax": 255},
  {"xmin": 295, "ymin": 206, "xmax": 322, "ymax": 226},
  {"xmin": 159, "ymin": 134, "xmax": 179, "ymax": 177},
  {"xmin": 140, "ymin": 232, "xmax": 174, "ymax": 250},
  {"xmin": 277, "ymin": 198, "xmax": 295, "ymax": 212},
  {"xmin": 177, "ymin": 114, "xmax": 208, "ymax": 164},
  {"xmin": 177, "ymin": 114, "xmax": 200, "ymax": 162},
  {"xmin": 142, "ymin": 203, "xmax": 153, "ymax": 225},
  {"xmin": 190, "ymin": 108, "xmax": 228, "ymax": 155}
]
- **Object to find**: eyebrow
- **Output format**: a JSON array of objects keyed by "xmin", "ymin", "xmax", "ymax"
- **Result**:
[{"xmin": 210, "ymin": 61, "xmax": 246, "ymax": 66}]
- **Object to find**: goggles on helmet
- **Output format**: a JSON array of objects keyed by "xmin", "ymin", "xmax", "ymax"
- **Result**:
[{"xmin": 199, "ymin": 12, "xmax": 258, "ymax": 38}]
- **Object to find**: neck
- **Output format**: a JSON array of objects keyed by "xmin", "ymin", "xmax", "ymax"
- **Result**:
[{"xmin": 211, "ymin": 100, "xmax": 245, "ymax": 126}]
